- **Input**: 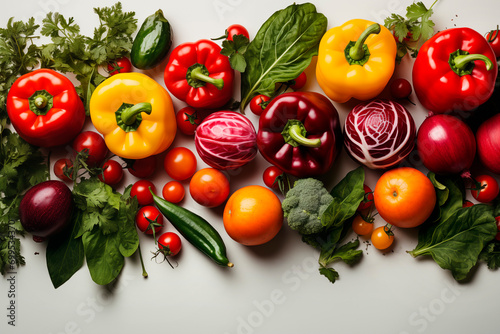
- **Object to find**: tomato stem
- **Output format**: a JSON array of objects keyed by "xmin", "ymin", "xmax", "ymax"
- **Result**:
[{"xmin": 137, "ymin": 243, "xmax": 148, "ymax": 278}]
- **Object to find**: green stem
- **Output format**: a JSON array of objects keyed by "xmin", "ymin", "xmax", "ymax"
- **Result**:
[
  {"xmin": 454, "ymin": 53, "xmax": 493, "ymax": 71},
  {"xmin": 137, "ymin": 243, "xmax": 148, "ymax": 278},
  {"xmin": 34, "ymin": 95, "xmax": 48, "ymax": 109},
  {"xmin": 121, "ymin": 102, "xmax": 152, "ymax": 125},
  {"xmin": 429, "ymin": 0, "xmax": 439, "ymax": 10},
  {"xmin": 288, "ymin": 124, "xmax": 321, "ymax": 147},
  {"xmin": 190, "ymin": 66, "xmax": 224, "ymax": 90},
  {"xmin": 349, "ymin": 23, "xmax": 381, "ymax": 61}
]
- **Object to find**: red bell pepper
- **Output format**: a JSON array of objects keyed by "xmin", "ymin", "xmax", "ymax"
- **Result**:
[
  {"xmin": 6, "ymin": 68, "xmax": 85, "ymax": 147},
  {"xmin": 164, "ymin": 39, "xmax": 234, "ymax": 109},
  {"xmin": 257, "ymin": 92, "xmax": 342, "ymax": 177},
  {"xmin": 412, "ymin": 27, "xmax": 498, "ymax": 114}
]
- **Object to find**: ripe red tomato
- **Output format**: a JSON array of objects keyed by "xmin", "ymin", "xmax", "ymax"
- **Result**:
[
  {"xmin": 107, "ymin": 56, "xmax": 132, "ymax": 75},
  {"xmin": 226, "ymin": 24, "xmax": 250, "ymax": 41},
  {"xmin": 471, "ymin": 175, "xmax": 500, "ymax": 203},
  {"xmin": 164, "ymin": 147, "xmax": 197, "ymax": 181},
  {"xmin": 462, "ymin": 200, "xmax": 474, "ymax": 208},
  {"xmin": 127, "ymin": 155, "xmax": 157, "ymax": 178},
  {"xmin": 135, "ymin": 205, "xmax": 164, "ymax": 235},
  {"xmin": 262, "ymin": 166, "xmax": 283, "ymax": 190},
  {"xmin": 290, "ymin": 71, "xmax": 307, "ymax": 90},
  {"xmin": 131, "ymin": 180, "xmax": 157, "ymax": 206},
  {"xmin": 371, "ymin": 225, "xmax": 394, "ymax": 250},
  {"xmin": 249, "ymin": 94, "xmax": 270, "ymax": 116},
  {"xmin": 176, "ymin": 107, "xmax": 201, "ymax": 136},
  {"xmin": 72, "ymin": 131, "xmax": 108, "ymax": 167},
  {"xmin": 158, "ymin": 232, "xmax": 182, "ymax": 256},
  {"xmin": 358, "ymin": 184, "xmax": 374, "ymax": 211},
  {"xmin": 53, "ymin": 158, "xmax": 73, "ymax": 182},
  {"xmin": 98, "ymin": 159, "xmax": 124, "ymax": 185},
  {"xmin": 162, "ymin": 181, "xmax": 185, "ymax": 204},
  {"xmin": 486, "ymin": 27, "xmax": 500, "ymax": 58},
  {"xmin": 189, "ymin": 168, "xmax": 230, "ymax": 208},
  {"xmin": 390, "ymin": 78, "xmax": 412, "ymax": 99}
]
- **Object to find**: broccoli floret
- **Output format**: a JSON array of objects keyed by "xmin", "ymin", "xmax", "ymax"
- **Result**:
[{"xmin": 282, "ymin": 178, "xmax": 333, "ymax": 235}]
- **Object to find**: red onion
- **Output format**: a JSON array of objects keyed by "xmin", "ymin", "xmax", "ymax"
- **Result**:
[
  {"xmin": 476, "ymin": 113, "xmax": 500, "ymax": 174},
  {"xmin": 195, "ymin": 111, "xmax": 257, "ymax": 170},
  {"xmin": 417, "ymin": 114, "xmax": 476, "ymax": 175},
  {"xmin": 344, "ymin": 99, "xmax": 416, "ymax": 169}
]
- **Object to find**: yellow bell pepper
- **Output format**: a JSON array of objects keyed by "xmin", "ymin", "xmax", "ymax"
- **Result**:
[
  {"xmin": 316, "ymin": 19, "xmax": 397, "ymax": 103},
  {"xmin": 90, "ymin": 72, "xmax": 176, "ymax": 160}
]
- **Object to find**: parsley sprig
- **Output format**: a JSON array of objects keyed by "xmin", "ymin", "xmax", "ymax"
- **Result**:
[{"xmin": 384, "ymin": 0, "xmax": 439, "ymax": 62}]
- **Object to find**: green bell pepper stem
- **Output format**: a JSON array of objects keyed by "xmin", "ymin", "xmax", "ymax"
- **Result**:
[
  {"xmin": 454, "ymin": 53, "xmax": 493, "ymax": 71},
  {"xmin": 34, "ymin": 95, "xmax": 48, "ymax": 109},
  {"xmin": 288, "ymin": 124, "xmax": 321, "ymax": 147},
  {"xmin": 190, "ymin": 66, "xmax": 224, "ymax": 90},
  {"xmin": 120, "ymin": 102, "xmax": 152, "ymax": 125},
  {"xmin": 349, "ymin": 23, "xmax": 381, "ymax": 61}
]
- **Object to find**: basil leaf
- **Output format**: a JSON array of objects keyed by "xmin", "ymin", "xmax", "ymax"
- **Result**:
[
  {"xmin": 321, "ymin": 167, "xmax": 365, "ymax": 228},
  {"xmin": 409, "ymin": 205, "xmax": 497, "ymax": 281},
  {"xmin": 83, "ymin": 230, "xmax": 124, "ymax": 285},
  {"xmin": 240, "ymin": 3, "xmax": 327, "ymax": 110},
  {"xmin": 46, "ymin": 210, "xmax": 85, "ymax": 289}
]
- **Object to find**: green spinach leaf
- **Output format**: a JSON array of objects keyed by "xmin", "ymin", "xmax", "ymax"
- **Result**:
[{"xmin": 240, "ymin": 3, "xmax": 327, "ymax": 111}]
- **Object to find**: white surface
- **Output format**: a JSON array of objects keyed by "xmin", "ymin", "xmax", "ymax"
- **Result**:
[{"xmin": 2, "ymin": 1, "xmax": 500, "ymax": 334}]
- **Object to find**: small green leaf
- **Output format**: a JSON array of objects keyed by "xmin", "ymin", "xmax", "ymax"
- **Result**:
[{"xmin": 319, "ymin": 266, "xmax": 339, "ymax": 284}]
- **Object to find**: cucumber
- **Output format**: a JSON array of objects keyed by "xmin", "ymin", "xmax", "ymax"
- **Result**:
[
  {"xmin": 131, "ymin": 9, "xmax": 172, "ymax": 70},
  {"xmin": 151, "ymin": 192, "xmax": 234, "ymax": 267}
]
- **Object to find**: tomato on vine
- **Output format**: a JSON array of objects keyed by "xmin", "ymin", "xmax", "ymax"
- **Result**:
[
  {"xmin": 470, "ymin": 174, "xmax": 499, "ymax": 203},
  {"xmin": 72, "ymin": 131, "xmax": 108, "ymax": 167},
  {"xmin": 226, "ymin": 24, "xmax": 250, "ymax": 41},
  {"xmin": 135, "ymin": 205, "xmax": 164, "ymax": 236},
  {"xmin": 98, "ymin": 159, "xmax": 123, "ymax": 185},
  {"xmin": 153, "ymin": 232, "xmax": 182, "ymax": 268},
  {"xmin": 371, "ymin": 224, "xmax": 394, "ymax": 250},
  {"xmin": 107, "ymin": 56, "xmax": 132, "ymax": 75},
  {"xmin": 486, "ymin": 26, "xmax": 500, "ymax": 58},
  {"xmin": 131, "ymin": 180, "xmax": 156, "ymax": 206},
  {"xmin": 53, "ymin": 158, "xmax": 73, "ymax": 182}
]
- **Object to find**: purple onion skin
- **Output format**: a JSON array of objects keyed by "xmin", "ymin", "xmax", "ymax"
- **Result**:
[
  {"xmin": 19, "ymin": 180, "xmax": 72, "ymax": 242},
  {"xmin": 417, "ymin": 114, "xmax": 476, "ymax": 175}
]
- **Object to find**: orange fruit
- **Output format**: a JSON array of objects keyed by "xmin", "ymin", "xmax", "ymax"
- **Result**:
[
  {"xmin": 223, "ymin": 185, "xmax": 283, "ymax": 246},
  {"xmin": 374, "ymin": 167, "xmax": 436, "ymax": 228}
]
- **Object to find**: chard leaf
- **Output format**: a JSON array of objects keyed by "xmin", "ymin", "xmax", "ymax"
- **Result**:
[
  {"xmin": 240, "ymin": 3, "xmax": 327, "ymax": 111},
  {"xmin": 46, "ymin": 210, "xmax": 84, "ymax": 289},
  {"xmin": 409, "ymin": 205, "xmax": 497, "ymax": 281}
]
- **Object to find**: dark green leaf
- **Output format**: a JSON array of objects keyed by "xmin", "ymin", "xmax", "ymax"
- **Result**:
[
  {"xmin": 46, "ymin": 210, "xmax": 85, "ymax": 288},
  {"xmin": 117, "ymin": 192, "xmax": 139, "ymax": 258},
  {"xmin": 323, "ymin": 239, "xmax": 363, "ymax": 266},
  {"xmin": 240, "ymin": 3, "xmax": 327, "ymax": 111},
  {"xmin": 479, "ymin": 241, "xmax": 500, "ymax": 270},
  {"xmin": 83, "ymin": 230, "xmax": 124, "ymax": 285},
  {"xmin": 319, "ymin": 266, "xmax": 339, "ymax": 284},
  {"xmin": 409, "ymin": 205, "xmax": 497, "ymax": 281}
]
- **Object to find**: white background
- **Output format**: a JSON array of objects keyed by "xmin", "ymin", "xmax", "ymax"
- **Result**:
[{"xmin": 2, "ymin": 0, "xmax": 500, "ymax": 333}]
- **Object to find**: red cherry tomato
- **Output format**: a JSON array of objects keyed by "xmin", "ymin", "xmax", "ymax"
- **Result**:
[
  {"xmin": 135, "ymin": 206, "xmax": 164, "ymax": 235},
  {"xmin": 131, "ymin": 180, "xmax": 156, "ymax": 206},
  {"xmin": 127, "ymin": 155, "xmax": 157, "ymax": 178},
  {"xmin": 53, "ymin": 158, "xmax": 73, "ymax": 182},
  {"xmin": 262, "ymin": 166, "xmax": 283, "ymax": 190},
  {"xmin": 390, "ymin": 78, "xmax": 413, "ymax": 99},
  {"xmin": 157, "ymin": 232, "xmax": 182, "ymax": 256},
  {"xmin": 358, "ymin": 184, "xmax": 374, "ymax": 211},
  {"xmin": 486, "ymin": 27, "xmax": 500, "ymax": 58},
  {"xmin": 162, "ymin": 181, "xmax": 185, "ymax": 204},
  {"xmin": 107, "ymin": 56, "xmax": 132, "ymax": 75},
  {"xmin": 164, "ymin": 147, "xmax": 197, "ymax": 181},
  {"xmin": 471, "ymin": 175, "xmax": 500, "ymax": 203},
  {"xmin": 249, "ymin": 94, "xmax": 270, "ymax": 116},
  {"xmin": 290, "ymin": 72, "xmax": 307, "ymax": 90},
  {"xmin": 462, "ymin": 200, "xmax": 474, "ymax": 208},
  {"xmin": 176, "ymin": 107, "xmax": 201, "ymax": 136},
  {"xmin": 98, "ymin": 159, "xmax": 124, "ymax": 185},
  {"xmin": 72, "ymin": 131, "xmax": 108, "ymax": 167},
  {"xmin": 226, "ymin": 24, "xmax": 250, "ymax": 41},
  {"xmin": 189, "ymin": 168, "xmax": 230, "ymax": 208}
]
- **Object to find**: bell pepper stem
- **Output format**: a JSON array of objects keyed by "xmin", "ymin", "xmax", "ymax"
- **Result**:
[
  {"xmin": 454, "ymin": 53, "xmax": 493, "ymax": 71},
  {"xmin": 288, "ymin": 124, "xmax": 321, "ymax": 147},
  {"xmin": 34, "ymin": 95, "xmax": 48, "ymax": 109},
  {"xmin": 120, "ymin": 102, "xmax": 152, "ymax": 125},
  {"xmin": 190, "ymin": 66, "xmax": 224, "ymax": 90},
  {"xmin": 349, "ymin": 23, "xmax": 381, "ymax": 61}
]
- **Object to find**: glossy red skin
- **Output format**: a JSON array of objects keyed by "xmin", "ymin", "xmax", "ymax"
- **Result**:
[
  {"xmin": 6, "ymin": 69, "xmax": 85, "ymax": 147},
  {"xmin": 72, "ymin": 131, "xmax": 109, "ymax": 167},
  {"xmin": 257, "ymin": 91, "xmax": 342, "ymax": 177},
  {"xmin": 164, "ymin": 39, "xmax": 235, "ymax": 109},
  {"xmin": 19, "ymin": 180, "xmax": 72, "ymax": 242},
  {"xmin": 486, "ymin": 29, "xmax": 500, "ymax": 58},
  {"xmin": 357, "ymin": 184, "xmax": 374, "ymax": 211},
  {"xmin": 413, "ymin": 28, "xmax": 498, "ymax": 114},
  {"xmin": 263, "ymin": 166, "xmax": 283, "ymax": 189},
  {"xmin": 53, "ymin": 158, "xmax": 73, "ymax": 182},
  {"xmin": 176, "ymin": 107, "xmax": 200, "ymax": 136},
  {"xmin": 290, "ymin": 72, "xmax": 307, "ymax": 90},
  {"xmin": 98, "ymin": 160, "xmax": 124, "ymax": 185},
  {"xmin": 158, "ymin": 232, "xmax": 182, "ymax": 256},
  {"xmin": 131, "ymin": 180, "xmax": 156, "ymax": 206},
  {"xmin": 226, "ymin": 24, "xmax": 249, "ymax": 41},
  {"xmin": 471, "ymin": 175, "xmax": 499, "ymax": 203},
  {"xmin": 107, "ymin": 57, "xmax": 132, "ymax": 75},
  {"xmin": 249, "ymin": 95, "xmax": 270, "ymax": 116},
  {"xmin": 417, "ymin": 114, "xmax": 476, "ymax": 175},
  {"xmin": 476, "ymin": 113, "xmax": 500, "ymax": 174},
  {"xmin": 127, "ymin": 156, "xmax": 157, "ymax": 178},
  {"xmin": 135, "ymin": 206, "xmax": 164, "ymax": 235},
  {"xmin": 390, "ymin": 78, "xmax": 412, "ymax": 99}
]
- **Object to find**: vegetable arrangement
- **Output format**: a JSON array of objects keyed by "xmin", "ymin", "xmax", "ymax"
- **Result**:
[{"xmin": 1, "ymin": 0, "xmax": 500, "ymax": 291}]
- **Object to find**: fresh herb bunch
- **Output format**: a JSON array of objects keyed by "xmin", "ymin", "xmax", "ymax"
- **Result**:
[
  {"xmin": 384, "ymin": 0, "xmax": 438, "ymax": 62},
  {"xmin": 40, "ymin": 2, "xmax": 137, "ymax": 113}
]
